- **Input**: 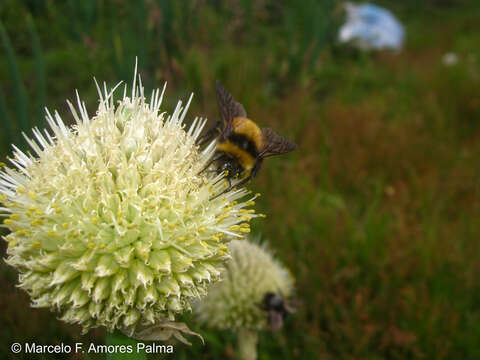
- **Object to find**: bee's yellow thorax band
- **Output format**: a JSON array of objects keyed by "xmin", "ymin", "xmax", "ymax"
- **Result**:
[
  {"xmin": 216, "ymin": 141, "xmax": 256, "ymax": 171},
  {"xmin": 232, "ymin": 117, "xmax": 264, "ymax": 150}
]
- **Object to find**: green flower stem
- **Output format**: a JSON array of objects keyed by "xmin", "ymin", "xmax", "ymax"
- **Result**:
[
  {"xmin": 237, "ymin": 329, "xmax": 258, "ymax": 360},
  {"xmin": 106, "ymin": 331, "xmax": 146, "ymax": 360}
]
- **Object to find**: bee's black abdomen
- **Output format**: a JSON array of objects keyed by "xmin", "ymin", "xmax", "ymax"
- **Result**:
[{"xmin": 227, "ymin": 133, "xmax": 259, "ymax": 157}]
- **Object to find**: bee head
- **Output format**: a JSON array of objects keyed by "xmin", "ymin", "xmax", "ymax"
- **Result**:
[{"xmin": 217, "ymin": 158, "xmax": 244, "ymax": 178}]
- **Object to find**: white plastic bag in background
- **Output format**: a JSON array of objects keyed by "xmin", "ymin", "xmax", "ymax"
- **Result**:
[{"xmin": 338, "ymin": 2, "xmax": 405, "ymax": 51}]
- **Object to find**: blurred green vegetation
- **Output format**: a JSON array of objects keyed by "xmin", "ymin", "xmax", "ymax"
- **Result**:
[{"xmin": 1, "ymin": 0, "xmax": 480, "ymax": 359}]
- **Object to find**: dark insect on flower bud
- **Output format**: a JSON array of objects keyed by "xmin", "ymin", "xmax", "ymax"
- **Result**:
[{"xmin": 261, "ymin": 292, "xmax": 297, "ymax": 332}]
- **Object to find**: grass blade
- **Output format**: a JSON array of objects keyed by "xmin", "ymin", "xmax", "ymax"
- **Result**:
[
  {"xmin": 0, "ymin": 86, "xmax": 13, "ymax": 154},
  {"xmin": 26, "ymin": 14, "xmax": 47, "ymax": 129},
  {"xmin": 0, "ymin": 21, "xmax": 29, "ymax": 142}
]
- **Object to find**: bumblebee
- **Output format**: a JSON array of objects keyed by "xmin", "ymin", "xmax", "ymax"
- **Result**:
[
  {"xmin": 261, "ymin": 292, "xmax": 296, "ymax": 332},
  {"xmin": 198, "ymin": 81, "xmax": 296, "ymax": 193}
]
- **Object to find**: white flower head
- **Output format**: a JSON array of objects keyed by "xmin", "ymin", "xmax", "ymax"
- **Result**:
[
  {"xmin": 195, "ymin": 238, "xmax": 294, "ymax": 331},
  {"xmin": 0, "ymin": 66, "xmax": 260, "ymax": 339}
]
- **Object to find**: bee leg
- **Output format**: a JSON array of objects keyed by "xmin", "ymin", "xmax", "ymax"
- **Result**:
[
  {"xmin": 210, "ymin": 169, "xmax": 257, "ymax": 200},
  {"xmin": 196, "ymin": 120, "xmax": 221, "ymax": 147},
  {"xmin": 210, "ymin": 189, "xmax": 228, "ymax": 201},
  {"xmin": 250, "ymin": 159, "xmax": 263, "ymax": 178},
  {"xmin": 209, "ymin": 177, "xmax": 235, "ymax": 200},
  {"xmin": 213, "ymin": 174, "xmax": 230, "ymax": 186},
  {"xmin": 198, "ymin": 153, "xmax": 223, "ymax": 175},
  {"xmin": 230, "ymin": 173, "xmax": 253, "ymax": 190}
]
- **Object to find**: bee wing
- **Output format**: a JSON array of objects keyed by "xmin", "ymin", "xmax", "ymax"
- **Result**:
[
  {"xmin": 260, "ymin": 128, "xmax": 297, "ymax": 158},
  {"xmin": 216, "ymin": 81, "xmax": 247, "ymax": 133},
  {"xmin": 268, "ymin": 311, "xmax": 284, "ymax": 332}
]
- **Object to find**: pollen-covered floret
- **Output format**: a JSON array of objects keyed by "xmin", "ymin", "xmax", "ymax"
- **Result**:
[{"xmin": 0, "ymin": 72, "xmax": 260, "ymax": 337}]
